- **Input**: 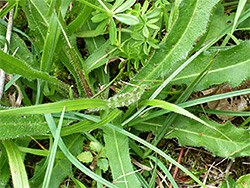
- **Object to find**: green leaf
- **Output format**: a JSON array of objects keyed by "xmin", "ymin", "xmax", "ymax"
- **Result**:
[
  {"xmin": 97, "ymin": 158, "xmax": 109, "ymax": 172},
  {"xmin": 169, "ymin": 40, "xmax": 250, "ymax": 91},
  {"xmin": 40, "ymin": 12, "xmax": 60, "ymax": 73},
  {"xmin": 82, "ymin": 38, "xmax": 117, "ymax": 72},
  {"xmin": 141, "ymin": 99, "xmax": 231, "ymax": 141},
  {"xmin": 236, "ymin": 174, "xmax": 250, "ymax": 187},
  {"xmin": 2, "ymin": 140, "xmax": 30, "ymax": 188},
  {"xmin": 42, "ymin": 107, "xmax": 65, "ymax": 188},
  {"xmin": 166, "ymin": 115, "xmax": 250, "ymax": 160},
  {"xmin": 30, "ymin": 134, "xmax": 84, "ymax": 188},
  {"xmin": 122, "ymin": 0, "xmax": 220, "ymax": 93},
  {"xmin": 114, "ymin": 0, "xmax": 136, "ymax": 13},
  {"xmin": 0, "ymin": 144, "xmax": 10, "ymax": 187},
  {"xmin": 112, "ymin": 0, "xmax": 125, "ymax": 12},
  {"xmin": 0, "ymin": 98, "xmax": 108, "ymax": 116},
  {"xmin": 0, "ymin": 115, "xmax": 48, "ymax": 139},
  {"xmin": 90, "ymin": 141, "xmax": 103, "ymax": 153},
  {"xmin": 220, "ymin": 176, "xmax": 236, "ymax": 188},
  {"xmin": 0, "ymin": 24, "xmax": 38, "ymax": 69},
  {"xmin": 0, "ymin": 50, "xmax": 69, "ymax": 91},
  {"xmin": 67, "ymin": 0, "xmax": 95, "ymax": 35},
  {"xmin": 92, "ymin": 13, "xmax": 108, "ymax": 23},
  {"xmin": 109, "ymin": 18, "xmax": 117, "ymax": 45},
  {"xmin": 114, "ymin": 14, "xmax": 139, "ymax": 25},
  {"xmin": 78, "ymin": 113, "xmax": 206, "ymax": 187},
  {"xmin": 82, "ymin": 20, "xmax": 106, "ymax": 54},
  {"xmin": 206, "ymin": 4, "xmax": 234, "ymax": 40},
  {"xmin": 103, "ymin": 126, "xmax": 141, "ymax": 188},
  {"xmin": 44, "ymin": 114, "xmax": 117, "ymax": 188},
  {"xmin": 77, "ymin": 151, "xmax": 94, "ymax": 163},
  {"xmin": 22, "ymin": 0, "xmax": 49, "ymax": 49}
]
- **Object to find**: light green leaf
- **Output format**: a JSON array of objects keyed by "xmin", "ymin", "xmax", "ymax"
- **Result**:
[
  {"xmin": 40, "ymin": 12, "xmax": 60, "ymax": 73},
  {"xmin": 114, "ymin": 0, "xmax": 136, "ymax": 13},
  {"xmin": 112, "ymin": 0, "xmax": 125, "ymax": 11},
  {"xmin": 141, "ymin": 99, "xmax": 231, "ymax": 142},
  {"xmin": 169, "ymin": 40, "xmax": 250, "ymax": 91},
  {"xmin": 97, "ymin": 158, "xmax": 109, "ymax": 172},
  {"xmin": 122, "ymin": 0, "xmax": 220, "ymax": 93},
  {"xmin": 42, "ymin": 107, "xmax": 65, "ymax": 188},
  {"xmin": 77, "ymin": 151, "xmax": 94, "ymax": 163},
  {"xmin": 114, "ymin": 14, "xmax": 139, "ymax": 25},
  {"xmin": 166, "ymin": 115, "xmax": 250, "ymax": 160},
  {"xmin": 2, "ymin": 140, "xmax": 30, "ymax": 188},
  {"xmin": 236, "ymin": 173, "xmax": 250, "ymax": 187},
  {"xmin": 103, "ymin": 126, "xmax": 141, "ymax": 188},
  {"xmin": 90, "ymin": 141, "xmax": 103, "ymax": 153},
  {"xmin": 0, "ymin": 98, "xmax": 108, "ymax": 116},
  {"xmin": 109, "ymin": 18, "xmax": 117, "ymax": 45}
]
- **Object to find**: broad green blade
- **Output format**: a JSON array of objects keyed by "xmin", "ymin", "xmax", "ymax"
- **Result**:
[
  {"xmin": 166, "ymin": 115, "xmax": 250, "ymax": 160},
  {"xmin": 170, "ymin": 40, "xmax": 250, "ymax": 91},
  {"xmin": 103, "ymin": 126, "xmax": 141, "ymax": 188},
  {"xmin": 122, "ymin": 0, "xmax": 221, "ymax": 94}
]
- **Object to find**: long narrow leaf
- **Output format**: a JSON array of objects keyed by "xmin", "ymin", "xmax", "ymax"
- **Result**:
[
  {"xmin": 44, "ymin": 114, "xmax": 117, "ymax": 188},
  {"xmin": 74, "ymin": 113, "xmax": 207, "ymax": 188},
  {"xmin": 0, "ymin": 98, "xmax": 108, "ymax": 116},
  {"xmin": 0, "ymin": 50, "xmax": 69, "ymax": 91},
  {"xmin": 141, "ymin": 99, "xmax": 232, "ymax": 142},
  {"xmin": 42, "ymin": 107, "xmax": 65, "ymax": 188},
  {"xmin": 2, "ymin": 140, "xmax": 30, "ymax": 188}
]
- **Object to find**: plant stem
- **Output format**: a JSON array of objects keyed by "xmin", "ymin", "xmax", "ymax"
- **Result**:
[
  {"xmin": 78, "ymin": 0, "xmax": 107, "ymax": 13},
  {"xmin": 0, "ymin": 8, "xmax": 14, "ymax": 101}
]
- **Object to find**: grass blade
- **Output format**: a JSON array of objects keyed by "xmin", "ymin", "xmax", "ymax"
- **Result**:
[
  {"xmin": 2, "ymin": 140, "xmax": 30, "ymax": 188},
  {"xmin": 42, "ymin": 107, "xmax": 65, "ymax": 188}
]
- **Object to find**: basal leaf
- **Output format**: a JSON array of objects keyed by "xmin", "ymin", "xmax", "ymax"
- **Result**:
[
  {"xmin": 0, "ymin": 50, "xmax": 69, "ymax": 91},
  {"xmin": 22, "ymin": 0, "xmax": 49, "ymax": 49},
  {"xmin": 122, "ymin": 0, "xmax": 220, "ymax": 93},
  {"xmin": 206, "ymin": 4, "xmax": 235, "ymax": 41},
  {"xmin": 169, "ymin": 40, "xmax": 250, "ymax": 91},
  {"xmin": 0, "ymin": 114, "xmax": 73, "ymax": 139},
  {"xmin": 103, "ymin": 126, "xmax": 141, "ymax": 188},
  {"xmin": 166, "ymin": 115, "xmax": 250, "ymax": 160},
  {"xmin": 0, "ymin": 24, "xmax": 38, "ymax": 69}
]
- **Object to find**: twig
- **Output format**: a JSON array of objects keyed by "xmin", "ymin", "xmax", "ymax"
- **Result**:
[
  {"xmin": 169, "ymin": 146, "xmax": 185, "ymax": 188},
  {"xmin": 0, "ymin": 8, "xmax": 14, "ymax": 101}
]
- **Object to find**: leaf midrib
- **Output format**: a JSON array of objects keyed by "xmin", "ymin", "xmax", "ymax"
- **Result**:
[
  {"xmin": 113, "ymin": 129, "xmax": 129, "ymax": 188},
  {"xmin": 173, "ymin": 127, "xmax": 249, "ymax": 145},
  {"xmin": 172, "ymin": 59, "xmax": 250, "ymax": 82}
]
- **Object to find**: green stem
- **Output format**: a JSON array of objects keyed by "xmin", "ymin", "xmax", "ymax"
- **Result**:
[
  {"xmin": 92, "ymin": 67, "xmax": 124, "ymax": 98},
  {"xmin": 97, "ymin": 0, "xmax": 110, "ymax": 12},
  {"xmin": 78, "ymin": 0, "xmax": 107, "ymax": 13}
]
